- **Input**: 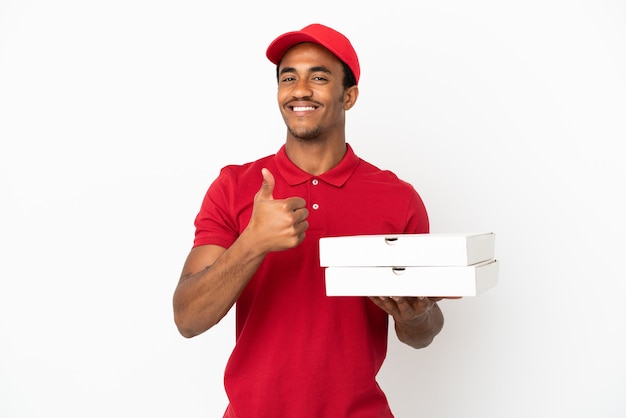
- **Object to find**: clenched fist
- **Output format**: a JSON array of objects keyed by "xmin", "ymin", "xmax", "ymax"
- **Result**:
[{"xmin": 245, "ymin": 168, "xmax": 309, "ymax": 253}]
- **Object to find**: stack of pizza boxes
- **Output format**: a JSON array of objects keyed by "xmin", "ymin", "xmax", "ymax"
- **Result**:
[{"xmin": 319, "ymin": 233, "xmax": 498, "ymax": 297}]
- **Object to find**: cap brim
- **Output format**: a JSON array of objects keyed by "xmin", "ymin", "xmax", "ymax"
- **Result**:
[{"xmin": 266, "ymin": 31, "xmax": 320, "ymax": 65}]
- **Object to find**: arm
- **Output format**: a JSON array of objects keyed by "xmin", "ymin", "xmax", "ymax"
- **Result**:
[
  {"xmin": 369, "ymin": 296, "xmax": 445, "ymax": 349},
  {"xmin": 173, "ymin": 168, "xmax": 309, "ymax": 338}
]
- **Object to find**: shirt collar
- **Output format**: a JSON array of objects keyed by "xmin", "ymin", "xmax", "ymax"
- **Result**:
[{"xmin": 275, "ymin": 143, "xmax": 360, "ymax": 187}]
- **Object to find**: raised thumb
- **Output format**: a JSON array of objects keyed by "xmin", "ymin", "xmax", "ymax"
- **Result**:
[{"xmin": 258, "ymin": 168, "xmax": 275, "ymax": 200}]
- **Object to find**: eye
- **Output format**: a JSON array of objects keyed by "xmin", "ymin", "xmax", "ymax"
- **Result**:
[{"xmin": 281, "ymin": 76, "xmax": 296, "ymax": 83}]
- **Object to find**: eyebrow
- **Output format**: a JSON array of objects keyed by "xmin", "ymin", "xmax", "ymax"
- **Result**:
[{"xmin": 279, "ymin": 66, "xmax": 333, "ymax": 76}]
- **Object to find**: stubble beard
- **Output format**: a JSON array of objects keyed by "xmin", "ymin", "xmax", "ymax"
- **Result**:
[
  {"xmin": 284, "ymin": 94, "xmax": 345, "ymax": 142},
  {"xmin": 286, "ymin": 123, "xmax": 324, "ymax": 142}
]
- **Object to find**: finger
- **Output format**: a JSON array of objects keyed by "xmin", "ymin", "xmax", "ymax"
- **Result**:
[
  {"xmin": 285, "ymin": 196, "xmax": 307, "ymax": 212},
  {"xmin": 391, "ymin": 296, "xmax": 415, "ymax": 314},
  {"xmin": 369, "ymin": 296, "xmax": 399, "ymax": 314},
  {"xmin": 257, "ymin": 168, "xmax": 275, "ymax": 201},
  {"xmin": 394, "ymin": 296, "xmax": 434, "ymax": 317}
]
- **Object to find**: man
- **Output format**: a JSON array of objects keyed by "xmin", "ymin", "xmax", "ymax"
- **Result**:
[{"xmin": 173, "ymin": 23, "xmax": 445, "ymax": 417}]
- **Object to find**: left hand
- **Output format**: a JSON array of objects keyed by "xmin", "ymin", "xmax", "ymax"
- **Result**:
[{"xmin": 368, "ymin": 296, "xmax": 460, "ymax": 322}]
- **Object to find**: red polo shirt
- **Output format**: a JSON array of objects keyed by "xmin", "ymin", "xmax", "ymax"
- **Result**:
[{"xmin": 193, "ymin": 144, "xmax": 429, "ymax": 418}]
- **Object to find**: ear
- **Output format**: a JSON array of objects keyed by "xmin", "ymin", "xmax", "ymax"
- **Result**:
[{"xmin": 343, "ymin": 85, "xmax": 359, "ymax": 110}]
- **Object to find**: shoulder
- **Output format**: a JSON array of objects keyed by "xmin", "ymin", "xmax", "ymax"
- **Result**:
[
  {"xmin": 215, "ymin": 154, "xmax": 276, "ymax": 185},
  {"xmin": 221, "ymin": 154, "xmax": 275, "ymax": 176},
  {"xmin": 354, "ymin": 158, "xmax": 416, "ymax": 191}
]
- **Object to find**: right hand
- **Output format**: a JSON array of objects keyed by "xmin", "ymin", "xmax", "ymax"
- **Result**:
[{"xmin": 245, "ymin": 168, "xmax": 309, "ymax": 253}]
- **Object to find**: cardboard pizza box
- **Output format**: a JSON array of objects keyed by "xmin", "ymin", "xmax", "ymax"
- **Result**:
[
  {"xmin": 324, "ymin": 259, "xmax": 499, "ymax": 297},
  {"xmin": 319, "ymin": 233, "xmax": 496, "ymax": 267}
]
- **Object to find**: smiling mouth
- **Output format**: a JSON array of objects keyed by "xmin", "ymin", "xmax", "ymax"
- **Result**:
[{"xmin": 291, "ymin": 106, "xmax": 317, "ymax": 112}]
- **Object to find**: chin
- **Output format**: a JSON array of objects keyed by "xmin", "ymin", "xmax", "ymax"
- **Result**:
[{"xmin": 288, "ymin": 125, "xmax": 323, "ymax": 141}]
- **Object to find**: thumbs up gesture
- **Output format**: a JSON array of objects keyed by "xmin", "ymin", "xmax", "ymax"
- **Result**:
[
  {"xmin": 245, "ymin": 168, "xmax": 309, "ymax": 253},
  {"xmin": 255, "ymin": 167, "xmax": 279, "ymax": 202}
]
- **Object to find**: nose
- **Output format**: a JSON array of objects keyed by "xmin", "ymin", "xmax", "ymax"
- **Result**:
[{"xmin": 291, "ymin": 77, "xmax": 313, "ymax": 99}]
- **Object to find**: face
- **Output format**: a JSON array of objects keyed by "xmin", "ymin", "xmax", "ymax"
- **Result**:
[{"xmin": 277, "ymin": 43, "xmax": 358, "ymax": 142}]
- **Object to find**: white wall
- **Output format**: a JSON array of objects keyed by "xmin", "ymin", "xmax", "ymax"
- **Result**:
[{"xmin": 1, "ymin": 1, "xmax": 624, "ymax": 417}]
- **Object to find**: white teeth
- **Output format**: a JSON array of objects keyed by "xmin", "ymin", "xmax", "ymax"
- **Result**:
[{"xmin": 292, "ymin": 106, "xmax": 315, "ymax": 111}]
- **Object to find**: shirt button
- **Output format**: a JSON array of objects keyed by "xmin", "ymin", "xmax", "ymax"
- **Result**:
[
  {"xmin": 312, "ymin": 179, "xmax": 319, "ymax": 186},
  {"xmin": 312, "ymin": 203, "xmax": 319, "ymax": 210}
]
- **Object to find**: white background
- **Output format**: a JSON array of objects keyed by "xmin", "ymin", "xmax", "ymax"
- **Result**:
[{"xmin": 1, "ymin": 1, "xmax": 625, "ymax": 417}]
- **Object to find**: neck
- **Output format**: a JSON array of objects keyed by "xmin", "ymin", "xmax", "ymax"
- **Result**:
[{"xmin": 284, "ymin": 137, "xmax": 347, "ymax": 176}]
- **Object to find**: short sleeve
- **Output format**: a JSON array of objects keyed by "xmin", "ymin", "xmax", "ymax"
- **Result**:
[{"xmin": 193, "ymin": 168, "xmax": 240, "ymax": 249}]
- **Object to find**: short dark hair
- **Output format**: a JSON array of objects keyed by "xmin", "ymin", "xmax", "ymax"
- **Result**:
[
  {"xmin": 275, "ymin": 60, "xmax": 357, "ymax": 89},
  {"xmin": 340, "ymin": 61, "xmax": 357, "ymax": 88}
]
